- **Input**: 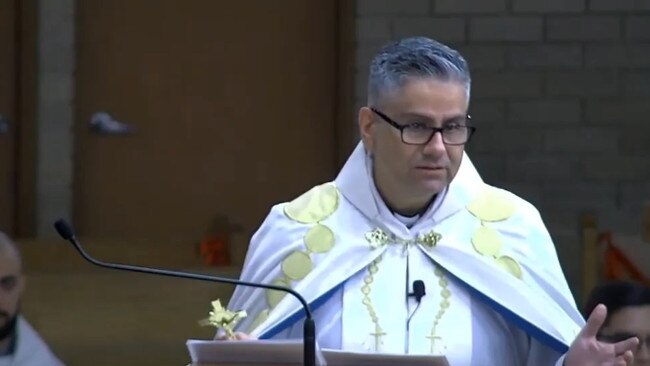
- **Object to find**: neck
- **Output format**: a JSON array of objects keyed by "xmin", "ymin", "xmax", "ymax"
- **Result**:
[
  {"xmin": 373, "ymin": 174, "xmax": 435, "ymax": 217},
  {"xmin": 387, "ymin": 197, "xmax": 432, "ymax": 217}
]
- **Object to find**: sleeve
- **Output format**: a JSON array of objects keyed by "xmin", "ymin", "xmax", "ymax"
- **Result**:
[
  {"xmin": 526, "ymin": 337, "xmax": 565, "ymax": 366},
  {"xmin": 507, "ymin": 321, "xmax": 565, "ymax": 366}
]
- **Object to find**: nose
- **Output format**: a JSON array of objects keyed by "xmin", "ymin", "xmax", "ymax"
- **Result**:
[{"xmin": 422, "ymin": 130, "xmax": 446, "ymax": 155}]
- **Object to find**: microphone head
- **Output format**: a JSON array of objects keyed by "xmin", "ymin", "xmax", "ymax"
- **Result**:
[
  {"xmin": 54, "ymin": 219, "xmax": 75, "ymax": 240},
  {"xmin": 413, "ymin": 280, "xmax": 426, "ymax": 298}
]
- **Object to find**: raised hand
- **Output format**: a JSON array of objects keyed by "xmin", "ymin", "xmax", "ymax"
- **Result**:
[{"xmin": 564, "ymin": 304, "xmax": 639, "ymax": 366}]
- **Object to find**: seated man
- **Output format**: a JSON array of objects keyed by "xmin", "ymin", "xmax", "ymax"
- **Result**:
[
  {"xmin": 585, "ymin": 281, "xmax": 650, "ymax": 366},
  {"xmin": 0, "ymin": 232, "xmax": 64, "ymax": 366},
  {"xmin": 225, "ymin": 36, "xmax": 638, "ymax": 365}
]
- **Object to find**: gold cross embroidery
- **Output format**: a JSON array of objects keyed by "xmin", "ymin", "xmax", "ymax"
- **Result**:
[
  {"xmin": 369, "ymin": 324, "xmax": 386, "ymax": 351},
  {"xmin": 426, "ymin": 332, "xmax": 442, "ymax": 354}
]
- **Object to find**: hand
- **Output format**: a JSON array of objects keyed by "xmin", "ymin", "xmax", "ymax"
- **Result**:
[
  {"xmin": 564, "ymin": 304, "xmax": 639, "ymax": 366},
  {"xmin": 215, "ymin": 331, "xmax": 255, "ymax": 341}
]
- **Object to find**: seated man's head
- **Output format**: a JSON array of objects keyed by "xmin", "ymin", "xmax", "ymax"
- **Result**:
[
  {"xmin": 585, "ymin": 281, "xmax": 650, "ymax": 365},
  {"xmin": 0, "ymin": 232, "xmax": 24, "ymax": 351},
  {"xmin": 358, "ymin": 37, "xmax": 474, "ymax": 216}
]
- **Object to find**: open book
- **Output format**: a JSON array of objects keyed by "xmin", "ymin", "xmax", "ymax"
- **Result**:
[{"xmin": 187, "ymin": 339, "xmax": 449, "ymax": 366}]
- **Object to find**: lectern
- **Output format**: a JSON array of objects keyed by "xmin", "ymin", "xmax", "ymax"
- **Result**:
[{"xmin": 186, "ymin": 339, "xmax": 449, "ymax": 366}]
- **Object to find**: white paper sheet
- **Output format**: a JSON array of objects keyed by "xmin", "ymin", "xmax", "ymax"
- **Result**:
[
  {"xmin": 186, "ymin": 339, "xmax": 449, "ymax": 366},
  {"xmin": 320, "ymin": 348, "xmax": 449, "ymax": 366},
  {"xmin": 187, "ymin": 339, "xmax": 305, "ymax": 365}
]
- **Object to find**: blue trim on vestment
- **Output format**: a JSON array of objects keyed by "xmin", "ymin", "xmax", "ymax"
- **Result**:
[
  {"xmin": 258, "ymin": 282, "xmax": 344, "ymax": 339},
  {"xmin": 446, "ymin": 269, "xmax": 570, "ymax": 354},
  {"xmin": 258, "ymin": 263, "xmax": 570, "ymax": 355}
]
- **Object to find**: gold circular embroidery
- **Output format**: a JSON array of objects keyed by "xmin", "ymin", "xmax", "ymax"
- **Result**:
[
  {"xmin": 304, "ymin": 224, "xmax": 335, "ymax": 253},
  {"xmin": 283, "ymin": 183, "xmax": 339, "ymax": 224},
  {"xmin": 471, "ymin": 226, "xmax": 502, "ymax": 257},
  {"xmin": 496, "ymin": 255, "xmax": 523, "ymax": 279},
  {"xmin": 247, "ymin": 309, "xmax": 270, "ymax": 332},
  {"xmin": 466, "ymin": 190, "xmax": 516, "ymax": 222},
  {"xmin": 266, "ymin": 278, "xmax": 291, "ymax": 308},
  {"xmin": 281, "ymin": 251, "xmax": 313, "ymax": 280}
]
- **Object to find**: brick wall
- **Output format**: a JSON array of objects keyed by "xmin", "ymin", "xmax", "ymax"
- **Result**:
[{"xmin": 355, "ymin": 0, "xmax": 650, "ymax": 296}]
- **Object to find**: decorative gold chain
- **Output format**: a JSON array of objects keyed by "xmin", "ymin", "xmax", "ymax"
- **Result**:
[
  {"xmin": 362, "ymin": 227, "xmax": 449, "ymax": 354},
  {"xmin": 427, "ymin": 267, "xmax": 451, "ymax": 353},
  {"xmin": 361, "ymin": 255, "xmax": 385, "ymax": 351}
]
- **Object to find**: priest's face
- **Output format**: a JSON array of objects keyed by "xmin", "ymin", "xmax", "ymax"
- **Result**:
[
  {"xmin": 600, "ymin": 305, "xmax": 650, "ymax": 366},
  {"xmin": 359, "ymin": 78, "xmax": 469, "ymax": 210},
  {"xmin": 0, "ymin": 245, "xmax": 24, "ymax": 342}
]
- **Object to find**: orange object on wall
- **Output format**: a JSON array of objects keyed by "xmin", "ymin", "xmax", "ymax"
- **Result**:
[
  {"xmin": 600, "ymin": 232, "xmax": 650, "ymax": 286},
  {"xmin": 199, "ymin": 234, "xmax": 231, "ymax": 266}
]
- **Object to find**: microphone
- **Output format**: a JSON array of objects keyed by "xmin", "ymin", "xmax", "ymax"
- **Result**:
[
  {"xmin": 53, "ymin": 219, "xmax": 316, "ymax": 366},
  {"xmin": 409, "ymin": 280, "xmax": 426, "ymax": 303},
  {"xmin": 406, "ymin": 280, "xmax": 426, "ymax": 331}
]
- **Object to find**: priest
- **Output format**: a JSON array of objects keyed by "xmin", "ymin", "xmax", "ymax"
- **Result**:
[{"xmin": 225, "ymin": 37, "xmax": 638, "ymax": 365}]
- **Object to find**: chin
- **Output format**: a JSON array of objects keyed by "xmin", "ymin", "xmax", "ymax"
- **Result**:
[{"xmin": 416, "ymin": 180, "xmax": 448, "ymax": 196}]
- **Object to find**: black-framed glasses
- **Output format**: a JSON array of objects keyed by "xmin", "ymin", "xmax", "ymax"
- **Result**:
[
  {"xmin": 598, "ymin": 333, "xmax": 650, "ymax": 352},
  {"xmin": 370, "ymin": 108, "xmax": 475, "ymax": 146}
]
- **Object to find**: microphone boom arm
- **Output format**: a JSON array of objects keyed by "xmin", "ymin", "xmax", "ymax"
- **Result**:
[
  {"xmin": 68, "ymin": 238, "xmax": 313, "ymax": 318},
  {"xmin": 54, "ymin": 219, "xmax": 316, "ymax": 366}
]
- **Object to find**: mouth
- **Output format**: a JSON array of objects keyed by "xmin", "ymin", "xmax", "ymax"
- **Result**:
[{"xmin": 416, "ymin": 166, "xmax": 445, "ymax": 171}]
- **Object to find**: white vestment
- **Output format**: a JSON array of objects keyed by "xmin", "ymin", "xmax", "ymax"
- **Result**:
[
  {"xmin": 0, "ymin": 317, "xmax": 64, "ymax": 366},
  {"xmin": 227, "ymin": 143, "xmax": 585, "ymax": 365}
]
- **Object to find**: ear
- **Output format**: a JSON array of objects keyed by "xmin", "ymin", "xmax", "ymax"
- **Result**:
[{"xmin": 358, "ymin": 107, "xmax": 375, "ymax": 153}]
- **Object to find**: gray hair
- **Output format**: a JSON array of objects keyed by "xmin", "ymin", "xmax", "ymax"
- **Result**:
[{"xmin": 367, "ymin": 37, "xmax": 471, "ymax": 105}]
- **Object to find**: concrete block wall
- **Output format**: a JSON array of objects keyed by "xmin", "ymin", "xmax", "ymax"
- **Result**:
[{"xmin": 355, "ymin": 0, "xmax": 650, "ymax": 295}]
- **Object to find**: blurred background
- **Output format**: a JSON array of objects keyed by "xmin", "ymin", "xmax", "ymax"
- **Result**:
[{"xmin": 0, "ymin": 0, "xmax": 649, "ymax": 364}]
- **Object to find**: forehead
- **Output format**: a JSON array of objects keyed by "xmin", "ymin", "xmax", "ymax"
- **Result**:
[
  {"xmin": 606, "ymin": 305, "xmax": 650, "ymax": 333},
  {"xmin": 0, "ymin": 248, "xmax": 21, "ymax": 277},
  {"xmin": 380, "ymin": 78, "xmax": 469, "ymax": 117}
]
